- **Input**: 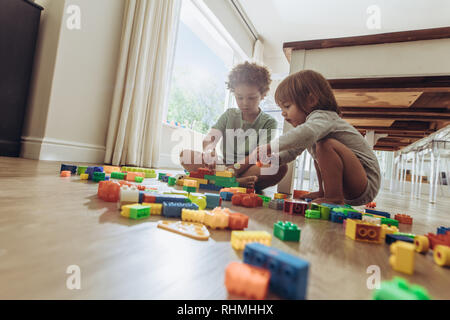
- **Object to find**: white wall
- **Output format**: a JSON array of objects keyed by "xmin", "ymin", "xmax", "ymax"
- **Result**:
[{"xmin": 21, "ymin": 0, "xmax": 125, "ymax": 162}]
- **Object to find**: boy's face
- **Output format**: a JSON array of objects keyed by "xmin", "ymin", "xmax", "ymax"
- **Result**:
[
  {"xmin": 279, "ymin": 102, "xmax": 307, "ymax": 127},
  {"xmin": 234, "ymin": 84, "xmax": 263, "ymax": 114}
]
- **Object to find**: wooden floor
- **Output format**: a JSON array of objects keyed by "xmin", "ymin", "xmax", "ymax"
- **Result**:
[{"xmin": 0, "ymin": 157, "xmax": 449, "ymax": 300}]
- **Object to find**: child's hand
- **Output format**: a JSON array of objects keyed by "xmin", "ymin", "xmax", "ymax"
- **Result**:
[
  {"xmin": 250, "ymin": 144, "xmax": 272, "ymax": 165},
  {"xmin": 203, "ymin": 150, "xmax": 217, "ymax": 169}
]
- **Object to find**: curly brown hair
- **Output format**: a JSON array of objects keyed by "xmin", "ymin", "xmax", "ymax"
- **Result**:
[{"xmin": 226, "ymin": 61, "xmax": 271, "ymax": 96}]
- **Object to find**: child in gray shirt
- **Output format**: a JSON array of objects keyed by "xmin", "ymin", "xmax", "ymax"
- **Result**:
[{"xmin": 252, "ymin": 70, "xmax": 381, "ymax": 206}]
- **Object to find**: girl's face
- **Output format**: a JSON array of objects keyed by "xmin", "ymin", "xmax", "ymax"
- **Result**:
[
  {"xmin": 279, "ymin": 102, "xmax": 307, "ymax": 127},
  {"xmin": 234, "ymin": 84, "xmax": 263, "ymax": 114}
]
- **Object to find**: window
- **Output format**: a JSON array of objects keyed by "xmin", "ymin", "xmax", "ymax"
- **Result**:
[{"xmin": 166, "ymin": 0, "xmax": 245, "ymax": 134}]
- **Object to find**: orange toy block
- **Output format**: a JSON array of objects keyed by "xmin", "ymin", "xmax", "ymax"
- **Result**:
[
  {"xmin": 126, "ymin": 172, "xmax": 144, "ymax": 182},
  {"xmin": 103, "ymin": 166, "xmax": 121, "ymax": 174},
  {"xmin": 231, "ymin": 193, "xmax": 262, "ymax": 208},
  {"xmin": 225, "ymin": 262, "xmax": 270, "ymax": 300},
  {"xmin": 395, "ymin": 214, "xmax": 413, "ymax": 224},
  {"xmin": 60, "ymin": 171, "xmax": 71, "ymax": 177},
  {"xmin": 97, "ymin": 181, "xmax": 121, "ymax": 202},
  {"xmin": 365, "ymin": 201, "xmax": 377, "ymax": 208},
  {"xmin": 293, "ymin": 190, "xmax": 309, "ymax": 199},
  {"xmin": 228, "ymin": 212, "xmax": 249, "ymax": 230}
]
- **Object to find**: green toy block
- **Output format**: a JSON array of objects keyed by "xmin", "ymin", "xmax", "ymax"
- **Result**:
[
  {"xmin": 111, "ymin": 172, "xmax": 127, "ymax": 180},
  {"xmin": 373, "ymin": 277, "xmax": 431, "ymax": 300},
  {"xmin": 183, "ymin": 186, "xmax": 197, "ymax": 193},
  {"xmin": 135, "ymin": 176, "xmax": 144, "ymax": 183},
  {"xmin": 273, "ymin": 221, "xmax": 301, "ymax": 242},
  {"xmin": 305, "ymin": 209, "xmax": 321, "ymax": 219},
  {"xmin": 393, "ymin": 232, "xmax": 415, "ymax": 239},
  {"xmin": 258, "ymin": 195, "xmax": 271, "ymax": 203},
  {"xmin": 93, "ymin": 172, "xmax": 106, "ymax": 182},
  {"xmin": 381, "ymin": 217, "xmax": 399, "ymax": 228},
  {"xmin": 158, "ymin": 173, "xmax": 167, "ymax": 181},
  {"xmin": 319, "ymin": 205, "xmax": 331, "ymax": 220},
  {"xmin": 168, "ymin": 177, "xmax": 176, "ymax": 186},
  {"xmin": 129, "ymin": 205, "xmax": 150, "ymax": 220},
  {"xmin": 77, "ymin": 166, "xmax": 88, "ymax": 175}
]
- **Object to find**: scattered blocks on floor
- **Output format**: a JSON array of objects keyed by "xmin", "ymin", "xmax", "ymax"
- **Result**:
[
  {"xmin": 243, "ymin": 242, "xmax": 310, "ymax": 300},
  {"xmin": 142, "ymin": 203, "xmax": 162, "ymax": 215},
  {"xmin": 385, "ymin": 234, "xmax": 414, "ymax": 245},
  {"xmin": 220, "ymin": 191, "xmax": 234, "ymax": 201},
  {"xmin": 157, "ymin": 220, "xmax": 210, "ymax": 240},
  {"xmin": 203, "ymin": 208, "xmax": 229, "ymax": 229},
  {"xmin": 93, "ymin": 172, "xmax": 106, "ymax": 182},
  {"xmin": 434, "ymin": 245, "xmax": 450, "ymax": 267},
  {"xmin": 135, "ymin": 176, "xmax": 144, "ymax": 183},
  {"xmin": 215, "ymin": 170, "xmax": 233, "ymax": 178},
  {"xmin": 273, "ymin": 221, "xmax": 301, "ymax": 242},
  {"xmin": 228, "ymin": 212, "xmax": 249, "ymax": 230},
  {"xmin": 394, "ymin": 214, "xmax": 413, "ymax": 224},
  {"xmin": 437, "ymin": 226, "xmax": 450, "ymax": 235},
  {"xmin": 121, "ymin": 204, "xmax": 150, "ymax": 220},
  {"xmin": 269, "ymin": 199, "xmax": 284, "ymax": 210},
  {"xmin": 103, "ymin": 166, "xmax": 121, "ymax": 174},
  {"xmin": 365, "ymin": 201, "xmax": 376, "ymax": 208},
  {"xmin": 162, "ymin": 202, "xmax": 199, "ymax": 218},
  {"xmin": 111, "ymin": 172, "xmax": 127, "ymax": 180},
  {"xmin": 182, "ymin": 209, "xmax": 206, "ymax": 224},
  {"xmin": 380, "ymin": 224, "xmax": 399, "ymax": 239},
  {"xmin": 205, "ymin": 193, "xmax": 221, "ymax": 209},
  {"xmin": 60, "ymin": 164, "xmax": 77, "ymax": 174},
  {"xmin": 77, "ymin": 166, "xmax": 88, "ymax": 175},
  {"xmin": 293, "ymin": 190, "xmax": 309, "ymax": 199},
  {"xmin": 85, "ymin": 166, "xmax": 104, "ymax": 180},
  {"xmin": 365, "ymin": 208, "xmax": 391, "ymax": 219},
  {"xmin": 167, "ymin": 176, "xmax": 176, "ymax": 186},
  {"xmin": 283, "ymin": 199, "xmax": 308, "ymax": 215},
  {"xmin": 305, "ymin": 208, "xmax": 321, "ymax": 219},
  {"xmin": 345, "ymin": 219, "xmax": 382, "ymax": 244},
  {"xmin": 373, "ymin": 277, "xmax": 431, "ymax": 300},
  {"xmin": 60, "ymin": 171, "xmax": 71, "ymax": 177},
  {"xmin": 188, "ymin": 193, "xmax": 207, "ymax": 210},
  {"xmin": 389, "ymin": 241, "xmax": 415, "ymax": 275},
  {"xmin": 98, "ymin": 181, "xmax": 121, "ymax": 202},
  {"xmin": 231, "ymin": 193, "xmax": 263, "ymax": 208},
  {"xmin": 225, "ymin": 262, "xmax": 270, "ymax": 300},
  {"xmin": 274, "ymin": 193, "xmax": 288, "ymax": 199},
  {"xmin": 80, "ymin": 173, "xmax": 89, "ymax": 180},
  {"xmin": 199, "ymin": 183, "xmax": 222, "ymax": 191},
  {"xmin": 231, "ymin": 231, "xmax": 271, "ymax": 250}
]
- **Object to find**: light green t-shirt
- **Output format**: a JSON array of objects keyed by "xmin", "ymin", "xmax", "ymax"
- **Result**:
[{"xmin": 211, "ymin": 108, "xmax": 278, "ymax": 163}]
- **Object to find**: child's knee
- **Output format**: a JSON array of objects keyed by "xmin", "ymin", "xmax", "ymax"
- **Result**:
[{"xmin": 316, "ymin": 138, "xmax": 338, "ymax": 158}]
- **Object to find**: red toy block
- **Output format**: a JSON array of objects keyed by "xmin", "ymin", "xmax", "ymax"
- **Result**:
[
  {"xmin": 188, "ymin": 172, "xmax": 205, "ymax": 179},
  {"xmin": 137, "ymin": 185, "xmax": 146, "ymax": 191},
  {"xmin": 231, "ymin": 193, "xmax": 244, "ymax": 206},
  {"xmin": 198, "ymin": 168, "xmax": 214, "ymax": 176},
  {"xmin": 225, "ymin": 262, "xmax": 270, "ymax": 300},
  {"xmin": 246, "ymin": 188, "xmax": 255, "ymax": 194},
  {"xmin": 293, "ymin": 190, "xmax": 309, "ymax": 199},
  {"xmin": 143, "ymin": 194, "xmax": 156, "ymax": 203},
  {"xmin": 228, "ymin": 212, "xmax": 249, "ymax": 230},
  {"xmin": 60, "ymin": 171, "xmax": 71, "ymax": 177},
  {"xmin": 426, "ymin": 231, "xmax": 450, "ymax": 250},
  {"xmin": 283, "ymin": 199, "xmax": 308, "ymax": 215},
  {"xmin": 97, "ymin": 181, "xmax": 120, "ymax": 202},
  {"xmin": 365, "ymin": 201, "xmax": 377, "ymax": 208},
  {"xmin": 231, "ymin": 193, "xmax": 262, "ymax": 208},
  {"xmin": 395, "ymin": 214, "xmax": 413, "ymax": 224}
]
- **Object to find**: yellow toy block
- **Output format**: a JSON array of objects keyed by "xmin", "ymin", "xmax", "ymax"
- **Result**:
[
  {"xmin": 216, "ymin": 171, "xmax": 233, "ymax": 178},
  {"xmin": 183, "ymin": 179, "xmax": 198, "ymax": 188},
  {"xmin": 230, "ymin": 187, "xmax": 246, "ymax": 194},
  {"xmin": 345, "ymin": 219, "xmax": 382, "ymax": 243},
  {"xmin": 434, "ymin": 245, "xmax": 450, "ymax": 267},
  {"xmin": 274, "ymin": 193, "xmax": 288, "ymax": 199},
  {"xmin": 182, "ymin": 209, "xmax": 206, "ymax": 223},
  {"xmin": 142, "ymin": 203, "xmax": 162, "ymax": 215},
  {"xmin": 231, "ymin": 231, "xmax": 272, "ymax": 250},
  {"xmin": 389, "ymin": 241, "xmax": 415, "ymax": 275},
  {"xmin": 185, "ymin": 177, "xmax": 208, "ymax": 185},
  {"xmin": 381, "ymin": 224, "xmax": 399, "ymax": 239},
  {"xmin": 120, "ymin": 204, "xmax": 150, "ymax": 218},
  {"xmin": 157, "ymin": 221, "xmax": 210, "ymax": 241},
  {"xmin": 203, "ymin": 209, "xmax": 229, "ymax": 229},
  {"xmin": 80, "ymin": 173, "xmax": 89, "ymax": 180},
  {"xmin": 176, "ymin": 179, "xmax": 185, "ymax": 186}
]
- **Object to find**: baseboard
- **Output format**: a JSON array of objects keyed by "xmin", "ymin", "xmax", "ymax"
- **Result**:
[
  {"xmin": 157, "ymin": 152, "xmax": 183, "ymax": 169},
  {"xmin": 21, "ymin": 136, "xmax": 106, "ymax": 163}
]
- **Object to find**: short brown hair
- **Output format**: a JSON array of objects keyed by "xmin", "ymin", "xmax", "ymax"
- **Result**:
[
  {"xmin": 275, "ymin": 70, "xmax": 340, "ymax": 115},
  {"xmin": 227, "ymin": 61, "xmax": 271, "ymax": 96}
]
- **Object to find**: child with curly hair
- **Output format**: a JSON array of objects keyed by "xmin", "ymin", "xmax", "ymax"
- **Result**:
[{"xmin": 180, "ymin": 62, "xmax": 287, "ymax": 191}]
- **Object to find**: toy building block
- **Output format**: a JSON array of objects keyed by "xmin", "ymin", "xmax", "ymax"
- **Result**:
[
  {"xmin": 330, "ymin": 210, "xmax": 346, "ymax": 223},
  {"xmin": 365, "ymin": 208, "xmax": 391, "ymax": 219},
  {"xmin": 183, "ymin": 186, "xmax": 198, "ymax": 193},
  {"xmin": 274, "ymin": 221, "xmax": 301, "ymax": 242},
  {"xmin": 60, "ymin": 164, "xmax": 78, "ymax": 174},
  {"xmin": 231, "ymin": 231, "xmax": 271, "ymax": 250},
  {"xmin": 185, "ymin": 177, "xmax": 208, "ymax": 185},
  {"xmin": 365, "ymin": 201, "xmax": 376, "ymax": 208},
  {"xmin": 162, "ymin": 175, "xmax": 170, "ymax": 183},
  {"xmin": 318, "ymin": 203, "xmax": 339, "ymax": 220},
  {"xmin": 80, "ymin": 173, "xmax": 89, "ymax": 180},
  {"xmin": 205, "ymin": 193, "xmax": 221, "ymax": 209},
  {"xmin": 182, "ymin": 209, "xmax": 206, "ymax": 224},
  {"xmin": 126, "ymin": 172, "xmax": 144, "ymax": 182},
  {"xmin": 167, "ymin": 177, "xmax": 176, "ymax": 186},
  {"xmin": 394, "ymin": 232, "xmax": 415, "ymax": 239},
  {"xmin": 224, "ymin": 262, "xmax": 270, "ymax": 300},
  {"xmin": 243, "ymin": 242, "xmax": 310, "ymax": 300},
  {"xmin": 188, "ymin": 193, "xmax": 207, "ymax": 210},
  {"xmin": 414, "ymin": 235, "xmax": 430, "ymax": 253},
  {"xmin": 121, "ymin": 204, "xmax": 150, "ymax": 220},
  {"xmin": 274, "ymin": 193, "xmax": 288, "ymax": 200},
  {"xmin": 204, "ymin": 175, "xmax": 239, "ymax": 188},
  {"xmin": 389, "ymin": 241, "xmax": 415, "ymax": 275},
  {"xmin": 120, "ymin": 186, "xmax": 140, "ymax": 204},
  {"xmin": 60, "ymin": 171, "xmax": 71, "ymax": 177},
  {"xmin": 293, "ymin": 190, "xmax": 309, "ymax": 199},
  {"xmin": 199, "ymin": 183, "xmax": 222, "ymax": 191},
  {"xmin": 283, "ymin": 199, "xmax": 308, "ymax": 215},
  {"xmin": 157, "ymin": 220, "xmax": 210, "ymax": 240},
  {"xmin": 362, "ymin": 215, "xmax": 381, "ymax": 225},
  {"xmin": 142, "ymin": 203, "xmax": 162, "ymax": 215},
  {"xmin": 162, "ymin": 202, "xmax": 199, "ymax": 218},
  {"xmin": 241, "ymin": 194, "xmax": 263, "ymax": 208},
  {"xmin": 84, "ymin": 166, "xmax": 104, "ymax": 180},
  {"xmin": 345, "ymin": 219, "xmax": 382, "ymax": 244},
  {"xmin": 230, "ymin": 187, "xmax": 247, "ymax": 194},
  {"xmin": 93, "ymin": 172, "xmax": 106, "ymax": 182},
  {"xmin": 381, "ymin": 217, "xmax": 399, "ymax": 228},
  {"xmin": 258, "ymin": 195, "xmax": 271, "ymax": 203},
  {"xmin": 134, "ymin": 176, "xmax": 144, "ymax": 183},
  {"xmin": 149, "ymin": 194, "xmax": 190, "ymax": 204},
  {"xmin": 188, "ymin": 171, "xmax": 205, "ymax": 179},
  {"xmin": 381, "ymin": 224, "xmax": 399, "ymax": 239},
  {"xmin": 198, "ymin": 167, "xmax": 214, "ymax": 175},
  {"xmin": 111, "ymin": 172, "xmax": 127, "ymax": 180},
  {"xmin": 203, "ymin": 208, "xmax": 229, "ymax": 229},
  {"xmin": 176, "ymin": 179, "xmax": 185, "ymax": 186},
  {"xmin": 221, "ymin": 191, "xmax": 234, "ymax": 201},
  {"xmin": 103, "ymin": 166, "xmax": 121, "ymax": 174},
  {"xmin": 434, "ymin": 245, "xmax": 450, "ymax": 267},
  {"xmin": 426, "ymin": 231, "xmax": 450, "ymax": 250},
  {"xmin": 385, "ymin": 234, "xmax": 415, "ymax": 245},
  {"xmin": 216, "ymin": 170, "xmax": 233, "ymax": 178},
  {"xmin": 437, "ymin": 226, "xmax": 450, "ymax": 235},
  {"xmin": 77, "ymin": 166, "xmax": 88, "ymax": 175},
  {"xmin": 305, "ymin": 209, "xmax": 321, "ymax": 219},
  {"xmin": 394, "ymin": 214, "xmax": 413, "ymax": 224},
  {"xmin": 158, "ymin": 173, "xmax": 167, "ymax": 181},
  {"xmin": 228, "ymin": 212, "xmax": 249, "ymax": 230},
  {"xmin": 373, "ymin": 277, "xmax": 431, "ymax": 300},
  {"xmin": 269, "ymin": 199, "xmax": 284, "ymax": 210},
  {"xmin": 98, "ymin": 181, "xmax": 121, "ymax": 202}
]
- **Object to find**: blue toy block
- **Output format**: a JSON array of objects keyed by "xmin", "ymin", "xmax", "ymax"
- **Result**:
[
  {"xmin": 437, "ymin": 226, "xmax": 450, "ymax": 235},
  {"xmin": 139, "ymin": 191, "xmax": 145, "ymax": 204},
  {"xmin": 304, "ymin": 198, "xmax": 312, "ymax": 203},
  {"xmin": 243, "ymin": 243, "xmax": 309, "ymax": 300},
  {"xmin": 60, "ymin": 164, "xmax": 78, "ymax": 174},
  {"xmin": 154, "ymin": 194, "xmax": 190, "ymax": 204},
  {"xmin": 162, "ymin": 202, "xmax": 199, "ymax": 218},
  {"xmin": 84, "ymin": 166, "xmax": 104, "ymax": 180},
  {"xmin": 105, "ymin": 176, "xmax": 110, "ymax": 181},
  {"xmin": 347, "ymin": 211, "xmax": 362, "ymax": 220},
  {"xmin": 162, "ymin": 175, "xmax": 170, "ymax": 183},
  {"xmin": 220, "ymin": 191, "xmax": 233, "ymax": 201},
  {"xmin": 330, "ymin": 211, "xmax": 346, "ymax": 223},
  {"xmin": 365, "ymin": 208, "xmax": 391, "ymax": 218},
  {"xmin": 385, "ymin": 234, "xmax": 415, "ymax": 245},
  {"xmin": 199, "ymin": 183, "xmax": 222, "ymax": 191},
  {"xmin": 205, "ymin": 193, "xmax": 221, "ymax": 209}
]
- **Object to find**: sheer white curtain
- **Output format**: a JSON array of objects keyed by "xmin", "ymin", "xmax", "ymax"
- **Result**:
[{"xmin": 104, "ymin": 0, "xmax": 181, "ymax": 167}]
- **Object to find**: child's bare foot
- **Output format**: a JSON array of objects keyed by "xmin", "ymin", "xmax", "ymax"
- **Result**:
[
  {"xmin": 236, "ymin": 176, "xmax": 258, "ymax": 188},
  {"xmin": 301, "ymin": 191, "xmax": 323, "ymax": 200},
  {"xmin": 312, "ymin": 197, "xmax": 345, "ymax": 205}
]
